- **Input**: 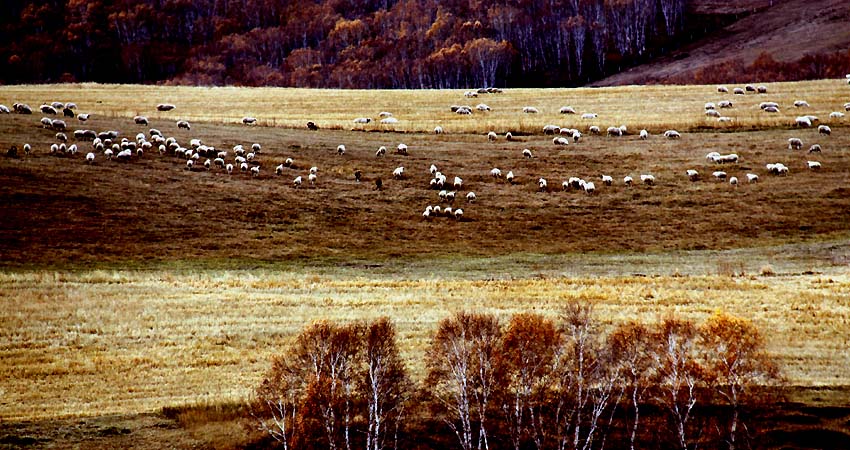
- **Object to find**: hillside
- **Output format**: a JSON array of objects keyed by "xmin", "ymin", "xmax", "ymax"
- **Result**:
[{"xmin": 596, "ymin": 0, "xmax": 850, "ymax": 86}]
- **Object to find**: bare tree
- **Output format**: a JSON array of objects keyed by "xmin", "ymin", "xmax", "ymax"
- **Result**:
[
  {"xmin": 700, "ymin": 313, "xmax": 780, "ymax": 450},
  {"xmin": 253, "ymin": 355, "xmax": 302, "ymax": 450},
  {"xmin": 364, "ymin": 317, "xmax": 410, "ymax": 450},
  {"xmin": 608, "ymin": 322, "xmax": 656, "ymax": 450}
]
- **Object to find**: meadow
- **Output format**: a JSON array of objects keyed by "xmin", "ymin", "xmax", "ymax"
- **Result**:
[{"xmin": 0, "ymin": 80, "xmax": 849, "ymax": 448}]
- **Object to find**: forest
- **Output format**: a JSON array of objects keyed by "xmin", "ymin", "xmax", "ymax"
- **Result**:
[{"xmin": 1, "ymin": 0, "xmax": 690, "ymax": 88}]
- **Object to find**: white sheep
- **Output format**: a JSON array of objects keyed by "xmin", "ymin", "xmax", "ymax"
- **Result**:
[
  {"xmin": 607, "ymin": 126, "xmax": 623, "ymax": 137},
  {"xmin": 308, "ymin": 173, "xmax": 317, "ymax": 185},
  {"xmin": 380, "ymin": 117, "xmax": 399, "ymax": 124},
  {"xmin": 309, "ymin": 166, "xmax": 318, "ymax": 175},
  {"xmin": 553, "ymin": 137, "xmax": 569, "ymax": 145},
  {"xmin": 717, "ymin": 86, "xmax": 729, "ymax": 93},
  {"xmin": 718, "ymin": 117, "xmax": 733, "ymax": 123},
  {"xmin": 712, "ymin": 153, "xmax": 739, "ymax": 164},
  {"xmin": 560, "ymin": 106, "xmax": 576, "ymax": 114},
  {"xmin": 522, "ymin": 106, "xmax": 539, "ymax": 114},
  {"xmin": 336, "ymin": 144, "xmax": 346, "ymax": 155},
  {"xmin": 423, "ymin": 206, "xmax": 433, "ymax": 219},
  {"xmin": 808, "ymin": 144, "xmax": 822, "ymax": 153},
  {"xmin": 40, "ymin": 104, "xmax": 57, "ymax": 115},
  {"xmin": 204, "ymin": 159, "xmax": 211, "ymax": 170},
  {"xmin": 571, "ymin": 130, "xmax": 582, "ymax": 142},
  {"xmin": 663, "ymin": 130, "xmax": 681, "ymax": 139},
  {"xmin": 640, "ymin": 174, "xmax": 655, "ymax": 185},
  {"xmin": 729, "ymin": 176, "xmax": 738, "ymax": 186},
  {"xmin": 506, "ymin": 171, "xmax": 515, "ymax": 184},
  {"xmin": 807, "ymin": 161, "xmax": 821, "ymax": 170},
  {"xmin": 157, "ymin": 103, "xmax": 176, "ymax": 111},
  {"xmin": 757, "ymin": 86, "xmax": 767, "ymax": 94},
  {"xmin": 284, "ymin": 157, "xmax": 293, "ymax": 167},
  {"xmin": 686, "ymin": 169, "xmax": 699, "ymax": 181},
  {"xmin": 464, "ymin": 91, "xmax": 478, "ymax": 98},
  {"xmin": 176, "ymin": 120, "xmax": 190, "ymax": 130},
  {"xmin": 829, "ymin": 112, "xmax": 845, "ymax": 119},
  {"xmin": 104, "ymin": 149, "xmax": 114, "ymax": 160},
  {"xmin": 293, "ymin": 176, "xmax": 303, "ymax": 187},
  {"xmin": 434, "ymin": 126, "xmax": 444, "ymax": 134},
  {"xmin": 522, "ymin": 148, "xmax": 533, "ymax": 158},
  {"xmin": 51, "ymin": 119, "xmax": 66, "ymax": 131},
  {"xmin": 185, "ymin": 159, "xmax": 194, "ymax": 170},
  {"xmin": 252, "ymin": 143, "xmax": 261, "ymax": 153},
  {"xmin": 453, "ymin": 176, "xmax": 463, "ymax": 189},
  {"xmin": 793, "ymin": 100, "xmax": 810, "ymax": 108},
  {"xmin": 23, "ymin": 143, "xmax": 31, "ymax": 154},
  {"xmin": 713, "ymin": 171, "xmax": 727, "ymax": 181},
  {"xmin": 795, "ymin": 116, "xmax": 812, "ymax": 127},
  {"xmin": 246, "ymin": 152, "xmax": 255, "ymax": 161},
  {"xmin": 56, "ymin": 132, "xmax": 67, "ymax": 142},
  {"xmin": 242, "ymin": 117, "xmax": 257, "ymax": 125},
  {"xmin": 250, "ymin": 166, "xmax": 260, "ymax": 177},
  {"xmin": 505, "ymin": 132, "xmax": 513, "ymax": 141},
  {"xmin": 583, "ymin": 181, "xmax": 595, "ymax": 195},
  {"xmin": 226, "ymin": 163, "xmax": 234, "ymax": 174},
  {"xmin": 85, "ymin": 152, "xmax": 95, "ymax": 163},
  {"xmin": 438, "ymin": 190, "xmax": 448, "ymax": 201},
  {"xmin": 733, "ymin": 87, "xmax": 745, "ymax": 95},
  {"xmin": 429, "ymin": 164, "xmax": 438, "ymax": 175},
  {"xmin": 538, "ymin": 178, "xmax": 548, "ymax": 191},
  {"xmin": 477, "ymin": 103, "xmax": 491, "ymax": 111},
  {"xmin": 718, "ymin": 100, "xmax": 733, "ymax": 108},
  {"xmin": 393, "ymin": 166, "xmax": 405, "ymax": 179},
  {"xmin": 134, "ymin": 116, "xmax": 148, "ymax": 125},
  {"xmin": 844, "ymin": 102, "xmax": 850, "ymax": 111},
  {"xmin": 379, "ymin": 111, "xmax": 393, "ymax": 117},
  {"xmin": 466, "ymin": 192, "xmax": 476, "ymax": 202},
  {"xmin": 490, "ymin": 168, "xmax": 502, "ymax": 178},
  {"xmin": 376, "ymin": 146, "xmax": 387, "ymax": 157},
  {"xmin": 446, "ymin": 191, "xmax": 456, "ymax": 202},
  {"xmin": 746, "ymin": 173, "xmax": 759, "ymax": 183},
  {"xmin": 0, "ymin": 105, "xmax": 9, "ymax": 113},
  {"xmin": 788, "ymin": 138, "xmax": 803, "ymax": 150},
  {"xmin": 443, "ymin": 206, "xmax": 453, "ymax": 217},
  {"xmin": 705, "ymin": 110, "xmax": 721, "ymax": 118},
  {"xmin": 275, "ymin": 164, "xmax": 284, "ymax": 175},
  {"xmin": 78, "ymin": 113, "xmax": 89, "ymax": 122},
  {"xmin": 623, "ymin": 176, "xmax": 633, "ymax": 186},
  {"xmin": 581, "ymin": 113, "xmax": 598, "ymax": 119},
  {"xmin": 763, "ymin": 106, "xmax": 780, "ymax": 113},
  {"xmin": 588, "ymin": 125, "xmax": 600, "ymax": 135},
  {"xmin": 639, "ymin": 129, "xmax": 649, "ymax": 140},
  {"xmin": 599, "ymin": 175, "xmax": 612, "ymax": 186},
  {"xmin": 240, "ymin": 162, "xmax": 249, "ymax": 172},
  {"xmin": 705, "ymin": 102, "xmax": 716, "ymax": 110},
  {"xmin": 353, "ymin": 117, "xmax": 371, "ymax": 124},
  {"xmin": 543, "ymin": 124, "xmax": 560, "ymax": 135},
  {"xmin": 396, "ymin": 143, "xmax": 408, "ymax": 155},
  {"xmin": 453, "ymin": 208, "xmax": 463, "ymax": 220},
  {"xmin": 818, "ymin": 125, "xmax": 831, "ymax": 135},
  {"xmin": 487, "ymin": 131, "xmax": 497, "ymax": 141},
  {"xmin": 760, "ymin": 101, "xmax": 779, "ymax": 110},
  {"xmin": 214, "ymin": 158, "xmax": 225, "ymax": 168},
  {"xmin": 766, "ymin": 163, "xmax": 788, "ymax": 176}
]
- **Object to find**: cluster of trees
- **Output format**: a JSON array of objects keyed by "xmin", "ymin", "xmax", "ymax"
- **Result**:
[
  {"xmin": 253, "ymin": 306, "xmax": 780, "ymax": 449},
  {"xmin": 1, "ymin": 0, "xmax": 688, "ymax": 88}
]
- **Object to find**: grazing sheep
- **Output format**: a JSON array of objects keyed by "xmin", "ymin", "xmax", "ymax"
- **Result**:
[
  {"xmin": 805, "ymin": 115, "xmax": 819, "ymax": 123},
  {"xmin": 830, "ymin": 112, "xmax": 845, "ymax": 119},
  {"xmin": 719, "ymin": 100, "xmax": 733, "ymax": 108},
  {"xmin": 443, "ymin": 206, "xmax": 453, "ymax": 217},
  {"xmin": 581, "ymin": 113, "xmax": 598, "ymax": 119},
  {"xmin": 712, "ymin": 153, "xmax": 739, "ymax": 164},
  {"xmin": 42, "ymin": 117, "xmax": 55, "ymax": 128},
  {"xmin": 588, "ymin": 125, "xmax": 600, "ymax": 135},
  {"xmin": 624, "ymin": 176, "xmax": 633, "ymax": 186},
  {"xmin": 376, "ymin": 146, "xmax": 387, "ymax": 157},
  {"xmin": 522, "ymin": 148, "xmax": 533, "ymax": 159},
  {"xmin": 553, "ymin": 137, "xmax": 569, "ymax": 145},
  {"xmin": 718, "ymin": 117, "xmax": 733, "ymax": 123},
  {"xmin": 284, "ymin": 157, "xmax": 294, "ymax": 167},
  {"xmin": 423, "ymin": 206, "xmax": 433, "ymax": 219},
  {"xmin": 240, "ymin": 117, "xmax": 258, "ymax": 125},
  {"xmin": 560, "ymin": 106, "xmax": 576, "ymax": 114},
  {"xmin": 63, "ymin": 107, "xmax": 74, "ymax": 118},
  {"xmin": 717, "ymin": 86, "xmax": 729, "ymax": 93},
  {"xmin": 104, "ymin": 149, "xmax": 113, "ymax": 160},
  {"xmin": 477, "ymin": 103, "xmax": 491, "ymax": 111},
  {"xmin": 337, "ymin": 144, "xmax": 346, "ymax": 155},
  {"xmin": 745, "ymin": 85, "xmax": 756, "ymax": 92},
  {"xmin": 641, "ymin": 174, "xmax": 655, "ymax": 185},
  {"xmin": 639, "ymin": 129, "xmax": 649, "ymax": 140},
  {"xmin": 464, "ymin": 91, "xmax": 478, "ymax": 98},
  {"xmin": 246, "ymin": 152, "xmax": 256, "ymax": 161},
  {"xmin": 760, "ymin": 102, "xmax": 779, "ymax": 110},
  {"xmin": 393, "ymin": 166, "xmax": 405, "ymax": 179},
  {"xmin": 686, "ymin": 169, "xmax": 699, "ymax": 181},
  {"xmin": 455, "ymin": 106, "xmax": 473, "ymax": 115},
  {"xmin": 435, "ymin": 126, "xmax": 444, "ymax": 134},
  {"xmin": 396, "ymin": 143, "xmax": 408, "ymax": 155},
  {"xmin": 68, "ymin": 144, "xmax": 78, "ymax": 155},
  {"xmin": 226, "ymin": 163, "xmax": 234, "ymax": 174},
  {"xmin": 56, "ymin": 132, "xmax": 67, "ymax": 142},
  {"xmin": 705, "ymin": 110, "xmax": 721, "ymax": 118},
  {"xmin": 729, "ymin": 176, "xmax": 738, "ymax": 186},
  {"xmin": 793, "ymin": 100, "xmax": 810, "ymax": 108},
  {"xmin": 240, "ymin": 162, "xmax": 249, "ymax": 172},
  {"xmin": 353, "ymin": 117, "xmax": 371, "ymax": 124},
  {"xmin": 65, "ymin": 102, "xmax": 76, "ymax": 110},
  {"xmin": 380, "ymin": 117, "xmax": 399, "ymax": 124},
  {"xmin": 203, "ymin": 159, "xmax": 211, "ymax": 170},
  {"xmin": 307, "ymin": 121, "xmax": 319, "ymax": 130},
  {"xmin": 466, "ymin": 192, "xmax": 476, "ymax": 202},
  {"xmin": 757, "ymin": 86, "xmax": 768, "ymax": 94},
  {"xmin": 808, "ymin": 144, "xmax": 822, "ymax": 153},
  {"xmin": 307, "ymin": 166, "xmax": 317, "ymax": 175},
  {"xmin": 429, "ymin": 164, "xmax": 438, "ymax": 175},
  {"xmin": 23, "ymin": 144, "xmax": 31, "ymax": 155},
  {"xmin": 86, "ymin": 152, "xmax": 95, "ymax": 163},
  {"xmin": 487, "ymin": 131, "xmax": 497, "ymax": 141},
  {"xmin": 453, "ymin": 176, "xmax": 463, "ymax": 189},
  {"xmin": 438, "ymin": 190, "xmax": 448, "ymax": 201},
  {"xmin": 275, "ymin": 164, "xmax": 284, "ymax": 175},
  {"xmin": 562, "ymin": 181, "xmax": 571, "ymax": 191},
  {"xmin": 601, "ymin": 175, "xmax": 613, "ymax": 186},
  {"xmin": 795, "ymin": 116, "xmax": 812, "ymax": 127},
  {"xmin": 733, "ymin": 87, "xmax": 745, "ymax": 95},
  {"xmin": 490, "ymin": 168, "xmax": 502, "ymax": 178},
  {"xmin": 766, "ymin": 163, "xmax": 789, "ymax": 175},
  {"xmin": 746, "ymin": 173, "xmax": 759, "ymax": 183},
  {"xmin": 0, "ymin": 105, "xmax": 10, "ymax": 113},
  {"xmin": 582, "ymin": 181, "xmax": 595, "ymax": 195},
  {"xmin": 505, "ymin": 132, "xmax": 513, "ymax": 141},
  {"xmin": 607, "ymin": 126, "xmax": 623, "ymax": 137},
  {"xmin": 844, "ymin": 102, "xmax": 850, "ymax": 111},
  {"xmin": 176, "ymin": 120, "xmax": 190, "ymax": 130},
  {"xmin": 818, "ymin": 125, "xmax": 831, "ymax": 135},
  {"xmin": 663, "ymin": 130, "xmax": 681, "ymax": 139},
  {"xmin": 705, "ymin": 102, "xmax": 716, "ymax": 110},
  {"xmin": 293, "ymin": 176, "xmax": 303, "ymax": 187},
  {"xmin": 763, "ymin": 106, "xmax": 780, "ymax": 113},
  {"xmin": 522, "ymin": 106, "xmax": 539, "ymax": 114},
  {"xmin": 543, "ymin": 124, "xmax": 561, "ymax": 135},
  {"xmin": 446, "ymin": 191, "xmax": 456, "ymax": 203},
  {"xmin": 354, "ymin": 170, "xmax": 362, "ymax": 182},
  {"xmin": 788, "ymin": 138, "xmax": 803, "ymax": 150},
  {"xmin": 713, "ymin": 171, "xmax": 727, "ymax": 181},
  {"xmin": 185, "ymin": 160, "xmax": 194, "ymax": 170},
  {"xmin": 248, "ymin": 166, "xmax": 258, "ymax": 177},
  {"xmin": 807, "ymin": 161, "xmax": 821, "ymax": 170},
  {"xmin": 567, "ymin": 177, "xmax": 583, "ymax": 189},
  {"xmin": 51, "ymin": 119, "xmax": 66, "ymax": 131},
  {"xmin": 453, "ymin": 208, "xmax": 463, "ymax": 220},
  {"xmin": 157, "ymin": 103, "xmax": 176, "ymax": 111},
  {"xmin": 506, "ymin": 171, "xmax": 515, "ymax": 184},
  {"xmin": 378, "ymin": 111, "xmax": 393, "ymax": 118},
  {"xmin": 14, "ymin": 103, "xmax": 32, "ymax": 114},
  {"xmin": 134, "ymin": 116, "xmax": 148, "ymax": 125},
  {"xmin": 40, "ymin": 104, "xmax": 57, "ymax": 115},
  {"xmin": 538, "ymin": 178, "xmax": 548, "ymax": 191},
  {"xmin": 214, "ymin": 158, "xmax": 225, "ymax": 168}
]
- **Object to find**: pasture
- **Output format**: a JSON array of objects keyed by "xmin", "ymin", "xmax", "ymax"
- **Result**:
[{"xmin": 1, "ymin": 80, "xmax": 849, "ymax": 447}]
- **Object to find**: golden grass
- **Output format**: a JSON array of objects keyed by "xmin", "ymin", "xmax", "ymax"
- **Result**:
[
  {"xmin": 1, "ymin": 269, "xmax": 849, "ymax": 421},
  {"xmin": 1, "ymin": 79, "xmax": 847, "ymax": 134}
]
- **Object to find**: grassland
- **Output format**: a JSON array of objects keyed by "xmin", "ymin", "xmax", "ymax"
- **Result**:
[{"xmin": 1, "ymin": 80, "xmax": 849, "ymax": 448}]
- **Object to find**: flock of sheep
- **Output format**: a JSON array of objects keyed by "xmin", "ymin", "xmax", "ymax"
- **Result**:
[{"xmin": 3, "ymin": 77, "xmax": 847, "ymax": 224}]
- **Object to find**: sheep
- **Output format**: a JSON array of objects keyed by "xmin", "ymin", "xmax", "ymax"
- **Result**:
[
  {"xmin": 733, "ymin": 87, "xmax": 745, "ymax": 95},
  {"xmin": 247, "ymin": 165, "xmax": 258, "ymax": 177},
  {"xmin": 793, "ymin": 100, "xmax": 810, "ymax": 108},
  {"xmin": 273, "ymin": 164, "xmax": 284, "ymax": 175},
  {"xmin": 443, "ymin": 206, "xmax": 453, "ymax": 217},
  {"xmin": 641, "ymin": 174, "xmax": 655, "ymax": 185},
  {"xmin": 393, "ymin": 166, "xmax": 405, "ymax": 179},
  {"xmin": 788, "ymin": 138, "xmax": 803, "ymax": 150},
  {"xmin": 808, "ymin": 144, "xmax": 822, "ymax": 153},
  {"xmin": 818, "ymin": 125, "xmax": 831, "ymax": 136},
  {"xmin": 746, "ymin": 173, "xmax": 759, "ymax": 183},
  {"xmin": 213, "ymin": 158, "xmax": 225, "ymax": 168},
  {"xmin": 522, "ymin": 148, "xmax": 533, "ymax": 158},
  {"xmin": 795, "ymin": 116, "xmax": 812, "ymax": 127},
  {"xmin": 487, "ymin": 131, "xmax": 498, "ymax": 141},
  {"xmin": 337, "ymin": 144, "xmax": 346, "ymax": 155},
  {"xmin": 601, "ymin": 175, "xmax": 613, "ymax": 186},
  {"xmin": 712, "ymin": 153, "xmax": 739, "ymax": 164},
  {"xmin": 705, "ymin": 102, "xmax": 716, "ymax": 110},
  {"xmin": 718, "ymin": 100, "xmax": 733, "ymax": 108},
  {"xmin": 623, "ymin": 176, "xmax": 633, "ymax": 186},
  {"xmin": 705, "ymin": 110, "xmax": 721, "ymax": 118},
  {"xmin": 607, "ymin": 126, "xmax": 623, "ymax": 137},
  {"xmin": 712, "ymin": 171, "xmax": 727, "ymax": 181},
  {"xmin": 203, "ymin": 159, "xmax": 211, "ymax": 170},
  {"xmin": 307, "ymin": 121, "xmax": 319, "ymax": 130},
  {"xmin": 134, "ymin": 116, "xmax": 148, "ymax": 125},
  {"xmin": 157, "ymin": 103, "xmax": 176, "ymax": 111},
  {"xmin": 176, "ymin": 120, "xmax": 190, "ymax": 130},
  {"xmin": 429, "ymin": 164, "xmax": 438, "ymax": 175},
  {"xmin": 757, "ymin": 86, "xmax": 768, "ymax": 94},
  {"xmin": 293, "ymin": 176, "xmax": 303, "ymax": 187},
  {"xmin": 845, "ymin": 102, "xmax": 850, "ymax": 111},
  {"xmin": 396, "ymin": 143, "xmax": 408, "ymax": 155},
  {"xmin": 718, "ymin": 117, "xmax": 733, "ymax": 123},
  {"xmin": 41, "ymin": 104, "xmax": 57, "ymax": 115},
  {"xmin": 490, "ymin": 168, "xmax": 502, "ymax": 178},
  {"xmin": 353, "ymin": 117, "xmax": 371, "ymax": 124},
  {"xmin": 562, "ymin": 181, "xmax": 571, "ymax": 191},
  {"xmin": 14, "ymin": 103, "xmax": 32, "ymax": 114},
  {"xmin": 438, "ymin": 190, "xmax": 448, "ymax": 201},
  {"xmin": 760, "ymin": 101, "xmax": 779, "ymax": 110},
  {"xmin": 763, "ymin": 106, "xmax": 780, "ymax": 113},
  {"xmin": 446, "ymin": 191, "xmax": 456, "ymax": 203},
  {"xmin": 423, "ymin": 206, "xmax": 433, "ymax": 219},
  {"xmin": 804, "ymin": 115, "xmax": 819, "ymax": 123},
  {"xmin": 51, "ymin": 119, "xmax": 66, "ymax": 131},
  {"xmin": 354, "ymin": 170, "xmax": 362, "ymax": 182},
  {"xmin": 639, "ymin": 129, "xmax": 649, "ymax": 140},
  {"xmin": 246, "ymin": 152, "xmax": 256, "ymax": 161},
  {"xmin": 477, "ymin": 103, "xmax": 491, "ymax": 111},
  {"xmin": 0, "ymin": 105, "xmax": 9, "ymax": 113},
  {"xmin": 560, "ymin": 106, "xmax": 576, "ymax": 114},
  {"xmin": 43, "ymin": 117, "xmax": 56, "ymax": 128},
  {"xmin": 582, "ymin": 181, "xmax": 595, "ymax": 195},
  {"xmin": 522, "ymin": 106, "xmax": 539, "ymax": 114},
  {"xmin": 58, "ymin": 143, "xmax": 66, "ymax": 154},
  {"xmin": 581, "ymin": 113, "xmax": 598, "ymax": 119},
  {"xmin": 380, "ymin": 117, "xmax": 399, "ymax": 124},
  {"xmin": 553, "ymin": 137, "xmax": 569, "ymax": 145},
  {"xmin": 686, "ymin": 169, "xmax": 699, "ymax": 181},
  {"xmin": 453, "ymin": 208, "xmax": 463, "ymax": 220},
  {"xmin": 567, "ymin": 177, "xmax": 583, "ymax": 189},
  {"xmin": 434, "ymin": 126, "xmax": 444, "ymax": 134},
  {"xmin": 455, "ymin": 107, "xmax": 473, "ymax": 115},
  {"xmin": 104, "ymin": 149, "xmax": 114, "ymax": 160},
  {"xmin": 63, "ymin": 107, "xmax": 75, "ymax": 118},
  {"xmin": 745, "ymin": 84, "xmax": 756, "ymax": 92},
  {"xmin": 23, "ymin": 144, "xmax": 31, "ymax": 155},
  {"xmin": 588, "ymin": 125, "xmax": 600, "ymax": 135},
  {"xmin": 717, "ymin": 86, "xmax": 729, "ymax": 93},
  {"xmin": 284, "ymin": 157, "xmax": 294, "ymax": 167},
  {"xmin": 505, "ymin": 132, "xmax": 514, "ymax": 141},
  {"xmin": 226, "ymin": 163, "xmax": 234, "ymax": 174},
  {"xmin": 830, "ymin": 112, "xmax": 845, "ymax": 119},
  {"xmin": 68, "ymin": 144, "xmax": 78, "ymax": 156},
  {"xmin": 466, "ymin": 192, "xmax": 476, "ymax": 202},
  {"xmin": 571, "ymin": 130, "xmax": 582, "ymax": 142},
  {"xmin": 729, "ymin": 176, "xmax": 738, "ymax": 186},
  {"xmin": 376, "ymin": 146, "xmax": 387, "ymax": 157},
  {"xmin": 453, "ymin": 176, "xmax": 463, "ymax": 189},
  {"xmin": 56, "ymin": 132, "xmax": 67, "ymax": 142},
  {"xmin": 663, "ymin": 130, "xmax": 681, "ymax": 139},
  {"xmin": 240, "ymin": 162, "xmax": 249, "ymax": 172},
  {"xmin": 464, "ymin": 91, "xmax": 478, "ymax": 98},
  {"xmin": 807, "ymin": 161, "xmax": 821, "ymax": 170},
  {"xmin": 185, "ymin": 160, "xmax": 195, "ymax": 170},
  {"xmin": 538, "ymin": 178, "xmax": 548, "ymax": 192},
  {"xmin": 433, "ymin": 205, "xmax": 442, "ymax": 216},
  {"xmin": 506, "ymin": 171, "xmax": 515, "ymax": 184},
  {"xmin": 766, "ymin": 163, "xmax": 788, "ymax": 176},
  {"xmin": 86, "ymin": 152, "xmax": 95, "ymax": 163},
  {"xmin": 543, "ymin": 124, "xmax": 561, "ymax": 135}
]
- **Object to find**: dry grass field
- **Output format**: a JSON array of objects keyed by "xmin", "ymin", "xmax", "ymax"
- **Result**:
[{"xmin": 1, "ymin": 80, "xmax": 849, "ymax": 448}]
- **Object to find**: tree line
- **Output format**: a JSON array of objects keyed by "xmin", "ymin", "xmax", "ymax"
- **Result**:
[
  {"xmin": 1, "ymin": 0, "xmax": 688, "ymax": 88},
  {"xmin": 252, "ymin": 305, "xmax": 780, "ymax": 450}
]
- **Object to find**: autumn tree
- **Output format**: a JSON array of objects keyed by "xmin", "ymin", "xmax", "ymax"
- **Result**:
[
  {"xmin": 364, "ymin": 317, "xmax": 410, "ymax": 450},
  {"xmin": 700, "ymin": 312, "xmax": 781, "ymax": 450},
  {"xmin": 608, "ymin": 321, "xmax": 656, "ymax": 450},
  {"xmin": 426, "ymin": 311, "xmax": 502, "ymax": 450}
]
